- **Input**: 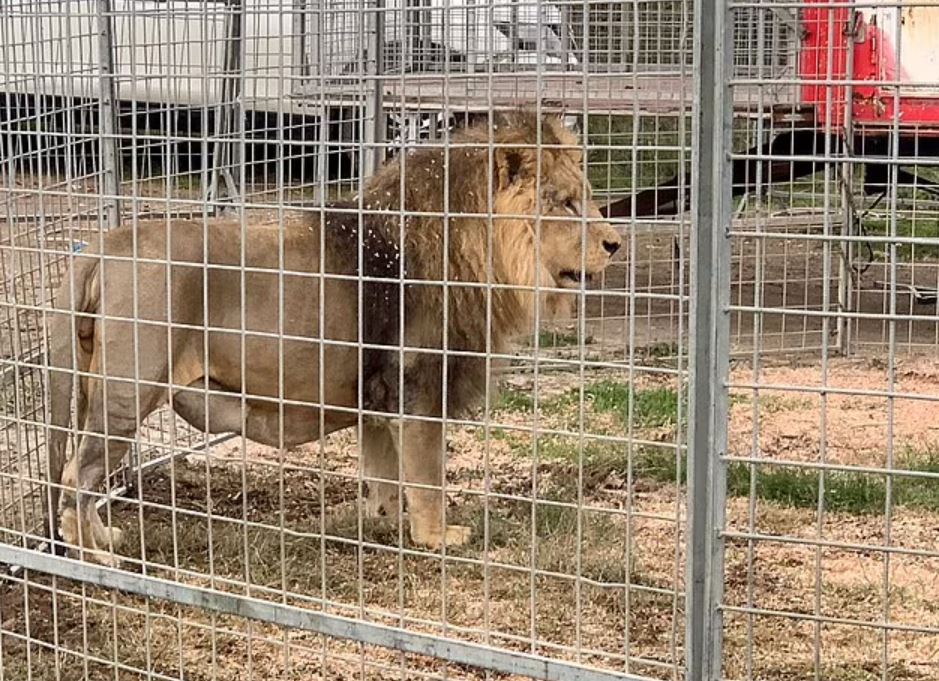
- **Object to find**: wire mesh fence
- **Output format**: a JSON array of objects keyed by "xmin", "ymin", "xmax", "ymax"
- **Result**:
[
  {"xmin": 1, "ymin": 0, "xmax": 938, "ymax": 680},
  {"xmin": 719, "ymin": 1, "xmax": 939, "ymax": 678}
]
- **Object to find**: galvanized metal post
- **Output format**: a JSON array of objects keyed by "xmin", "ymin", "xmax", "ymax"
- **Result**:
[
  {"xmin": 686, "ymin": 0, "xmax": 732, "ymax": 675},
  {"xmin": 362, "ymin": 0, "xmax": 384, "ymax": 180},
  {"xmin": 96, "ymin": 0, "xmax": 121, "ymax": 229},
  {"xmin": 406, "ymin": 0, "xmax": 419, "ymax": 72},
  {"xmin": 837, "ymin": 7, "xmax": 858, "ymax": 356},
  {"xmin": 292, "ymin": 0, "xmax": 310, "ymax": 86},
  {"xmin": 208, "ymin": 0, "xmax": 245, "ymax": 213},
  {"xmin": 466, "ymin": 2, "xmax": 477, "ymax": 73},
  {"xmin": 560, "ymin": 4, "xmax": 572, "ymax": 72},
  {"xmin": 313, "ymin": 0, "xmax": 328, "ymax": 203}
]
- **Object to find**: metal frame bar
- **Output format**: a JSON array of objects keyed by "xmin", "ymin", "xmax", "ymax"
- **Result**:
[
  {"xmin": 685, "ymin": 0, "xmax": 732, "ymax": 676},
  {"xmin": 208, "ymin": 0, "xmax": 246, "ymax": 210},
  {"xmin": 836, "ymin": 4, "xmax": 858, "ymax": 355},
  {"xmin": 362, "ymin": 0, "xmax": 385, "ymax": 179},
  {"xmin": 0, "ymin": 544, "xmax": 652, "ymax": 681},
  {"xmin": 96, "ymin": 0, "xmax": 121, "ymax": 229}
]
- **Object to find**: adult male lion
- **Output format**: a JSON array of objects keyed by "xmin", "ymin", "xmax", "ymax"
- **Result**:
[{"xmin": 45, "ymin": 112, "xmax": 622, "ymax": 565}]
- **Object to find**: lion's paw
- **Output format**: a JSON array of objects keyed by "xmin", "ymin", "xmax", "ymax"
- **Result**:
[
  {"xmin": 58, "ymin": 507, "xmax": 80, "ymax": 547},
  {"xmin": 91, "ymin": 517, "xmax": 125, "ymax": 550},
  {"xmin": 58, "ymin": 507, "xmax": 125, "ymax": 567},
  {"xmin": 84, "ymin": 548, "xmax": 123, "ymax": 569},
  {"xmin": 105, "ymin": 526, "xmax": 125, "ymax": 549},
  {"xmin": 411, "ymin": 523, "xmax": 472, "ymax": 549}
]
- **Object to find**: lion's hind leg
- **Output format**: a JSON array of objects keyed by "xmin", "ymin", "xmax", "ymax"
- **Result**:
[
  {"xmin": 172, "ymin": 378, "xmax": 246, "ymax": 437},
  {"xmin": 173, "ymin": 377, "xmax": 320, "ymax": 449},
  {"xmin": 59, "ymin": 387, "xmax": 141, "ymax": 568},
  {"xmin": 59, "ymin": 351, "xmax": 166, "ymax": 567}
]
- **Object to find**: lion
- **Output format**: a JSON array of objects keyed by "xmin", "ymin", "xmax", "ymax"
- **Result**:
[{"xmin": 44, "ymin": 111, "xmax": 622, "ymax": 565}]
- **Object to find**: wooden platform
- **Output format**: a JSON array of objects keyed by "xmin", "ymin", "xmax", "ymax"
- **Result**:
[{"xmin": 295, "ymin": 72, "xmax": 801, "ymax": 115}]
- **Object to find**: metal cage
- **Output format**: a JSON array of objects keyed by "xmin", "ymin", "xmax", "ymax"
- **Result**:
[{"xmin": 1, "ymin": 1, "xmax": 938, "ymax": 680}]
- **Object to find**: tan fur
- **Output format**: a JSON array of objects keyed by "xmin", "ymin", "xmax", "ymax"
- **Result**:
[{"xmin": 44, "ymin": 112, "xmax": 622, "ymax": 564}]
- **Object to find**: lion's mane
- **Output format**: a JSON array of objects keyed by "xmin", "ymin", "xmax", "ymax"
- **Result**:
[{"xmin": 326, "ymin": 111, "xmax": 578, "ymax": 419}]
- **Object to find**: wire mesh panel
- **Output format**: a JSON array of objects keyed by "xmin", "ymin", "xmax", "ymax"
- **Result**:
[
  {"xmin": 0, "ymin": 0, "xmax": 697, "ymax": 680},
  {"xmin": 0, "ymin": 0, "xmax": 113, "ymax": 546},
  {"xmin": 721, "ymin": 0, "xmax": 939, "ymax": 679},
  {"xmin": 5, "ymin": 0, "xmax": 937, "ymax": 679}
]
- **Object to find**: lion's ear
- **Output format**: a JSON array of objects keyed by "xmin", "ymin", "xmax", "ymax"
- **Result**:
[{"xmin": 495, "ymin": 148, "xmax": 536, "ymax": 191}]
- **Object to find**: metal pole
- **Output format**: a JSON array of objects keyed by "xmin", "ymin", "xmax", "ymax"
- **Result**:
[
  {"xmin": 314, "ymin": 0, "xmax": 328, "ymax": 203},
  {"xmin": 837, "ymin": 8, "xmax": 858, "ymax": 356},
  {"xmin": 292, "ymin": 0, "xmax": 310, "ymax": 87},
  {"xmin": 363, "ymin": 0, "xmax": 384, "ymax": 180},
  {"xmin": 467, "ymin": 1, "xmax": 476, "ymax": 74},
  {"xmin": 406, "ymin": 0, "xmax": 418, "ymax": 72},
  {"xmin": 208, "ymin": 0, "xmax": 245, "ymax": 212},
  {"xmin": 96, "ymin": 0, "xmax": 121, "ymax": 229},
  {"xmin": 686, "ymin": 0, "xmax": 731, "ymax": 674},
  {"xmin": 560, "ymin": 4, "xmax": 572, "ymax": 72}
]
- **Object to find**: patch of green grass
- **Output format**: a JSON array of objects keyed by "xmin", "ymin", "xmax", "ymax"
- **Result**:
[
  {"xmin": 636, "ymin": 447, "xmax": 939, "ymax": 515},
  {"xmin": 632, "ymin": 386, "xmax": 680, "ymax": 427},
  {"xmin": 585, "ymin": 113, "xmax": 754, "ymax": 196},
  {"xmin": 526, "ymin": 503, "xmax": 634, "ymax": 583},
  {"xmin": 493, "ymin": 380, "xmax": 681, "ymax": 428},
  {"xmin": 533, "ymin": 502, "xmax": 578, "ymax": 538},
  {"xmin": 535, "ymin": 380, "xmax": 676, "ymax": 423},
  {"xmin": 728, "ymin": 465, "xmax": 885, "ymax": 514},
  {"xmin": 173, "ymin": 174, "xmax": 203, "ymax": 192},
  {"xmin": 496, "ymin": 377, "xmax": 939, "ymax": 517},
  {"xmin": 570, "ymin": 380, "xmax": 680, "ymax": 428},
  {"xmin": 494, "ymin": 389, "xmax": 536, "ymax": 413},
  {"xmin": 525, "ymin": 438, "xmax": 939, "ymax": 516},
  {"xmin": 534, "ymin": 329, "xmax": 584, "ymax": 348},
  {"xmin": 634, "ymin": 448, "xmax": 684, "ymax": 484},
  {"xmin": 585, "ymin": 114, "xmax": 687, "ymax": 194},
  {"xmin": 536, "ymin": 439, "xmax": 629, "ymax": 472},
  {"xmin": 863, "ymin": 215, "xmax": 939, "ymax": 262},
  {"xmin": 582, "ymin": 380, "xmax": 632, "ymax": 412}
]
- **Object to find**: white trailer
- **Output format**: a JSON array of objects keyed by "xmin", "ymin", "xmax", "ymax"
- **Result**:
[{"xmin": 1, "ymin": 0, "xmax": 577, "ymax": 115}]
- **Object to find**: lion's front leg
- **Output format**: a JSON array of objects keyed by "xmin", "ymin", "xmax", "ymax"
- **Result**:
[
  {"xmin": 392, "ymin": 417, "xmax": 470, "ymax": 549},
  {"xmin": 362, "ymin": 421, "xmax": 400, "ymax": 520}
]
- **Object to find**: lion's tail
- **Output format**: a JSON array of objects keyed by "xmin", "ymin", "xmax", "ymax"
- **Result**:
[{"xmin": 45, "ymin": 253, "xmax": 100, "ymax": 548}]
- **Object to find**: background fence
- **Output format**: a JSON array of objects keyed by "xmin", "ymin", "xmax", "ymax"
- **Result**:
[{"xmin": 2, "ymin": 0, "xmax": 939, "ymax": 680}]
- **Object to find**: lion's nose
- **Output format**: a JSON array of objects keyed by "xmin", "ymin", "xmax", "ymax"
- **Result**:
[{"xmin": 603, "ymin": 239, "xmax": 621, "ymax": 256}]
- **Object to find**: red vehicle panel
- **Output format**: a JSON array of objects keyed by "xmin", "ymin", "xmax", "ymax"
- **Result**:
[{"xmin": 800, "ymin": 0, "xmax": 939, "ymax": 133}]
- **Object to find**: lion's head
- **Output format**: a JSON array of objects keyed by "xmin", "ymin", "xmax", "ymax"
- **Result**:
[
  {"xmin": 361, "ymin": 110, "xmax": 621, "ymax": 340},
  {"xmin": 482, "ymin": 113, "xmax": 622, "ymax": 292}
]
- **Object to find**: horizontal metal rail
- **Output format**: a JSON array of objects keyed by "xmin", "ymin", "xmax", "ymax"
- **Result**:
[{"xmin": 0, "ymin": 543, "xmax": 649, "ymax": 681}]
